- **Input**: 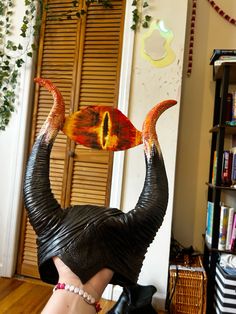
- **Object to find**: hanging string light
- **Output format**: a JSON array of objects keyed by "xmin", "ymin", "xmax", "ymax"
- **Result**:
[
  {"xmin": 206, "ymin": 0, "xmax": 236, "ymax": 26},
  {"xmin": 187, "ymin": 0, "xmax": 197, "ymax": 76}
]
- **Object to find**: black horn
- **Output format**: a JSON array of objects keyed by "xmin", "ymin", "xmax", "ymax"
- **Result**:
[{"xmin": 23, "ymin": 78, "xmax": 65, "ymax": 236}]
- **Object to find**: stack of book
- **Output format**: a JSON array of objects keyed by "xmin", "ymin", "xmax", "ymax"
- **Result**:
[
  {"xmin": 224, "ymin": 91, "xmax": 236, "ymax": 126},
  {"xmin": 210, "ymin": 49, "xmax": 236, "ymax": 65},
  {"xmin": 212, "ymin": 148, "xmax": 236, "ymax": 188},
  {"xmin": 206, "ymin": 202, "xmax": 236, "ymax": 251},
  {"xmin": 214, "ymin": 263, "xmax": 236, "ymax": 313},
  {"xmin": 210, "ymin": 49, "xmax": 236, "ymax": 80}
]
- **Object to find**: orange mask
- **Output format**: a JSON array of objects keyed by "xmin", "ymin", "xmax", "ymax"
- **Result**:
[{"xmin": 63, "ymin": 106, "xmax": 142, "ymax": 151}]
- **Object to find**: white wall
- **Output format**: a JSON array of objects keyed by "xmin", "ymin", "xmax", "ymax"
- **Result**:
[
  {"xmin": 0, "ymin": 1, "xmax": 35, "ymax": 277},
  {"xmin": 0, "ymin": 0, "xmax": 188, "ymax": 311},
  {"xmin": 120, "ymin": 0, "xmax": 188, "ymax": 309},
  {"xmin": 173, "ymin": 0, "xmax": 236, "ymax": 252}
]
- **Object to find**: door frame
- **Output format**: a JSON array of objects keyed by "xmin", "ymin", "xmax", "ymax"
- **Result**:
[{"xmin": 103, "ymin": 0, "xmax": 135, "ymax": 300}]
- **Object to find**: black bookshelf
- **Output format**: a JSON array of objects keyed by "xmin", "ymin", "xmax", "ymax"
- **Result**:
[
  {"xmin": 207, "ymin": 182, "xmax": 236, "ymax": 190},
  {"xmin": 203, "ymin": 60, "xmax": 236, "ymax": 312}
]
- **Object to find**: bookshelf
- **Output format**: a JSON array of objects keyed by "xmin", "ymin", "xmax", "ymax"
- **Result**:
[{"xmin": 203, "ymin": 58, "xmax": 236, "ymax": 312}]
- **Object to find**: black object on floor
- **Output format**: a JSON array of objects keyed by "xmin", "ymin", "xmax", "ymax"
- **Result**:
[{"xmin": 107, "ymin": 284, "xmax": 157, "ymax": 314}]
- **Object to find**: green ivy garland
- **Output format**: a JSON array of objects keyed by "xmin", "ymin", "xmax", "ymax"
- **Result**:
[
  {"xmin": 0, "ymin": 0, "xmax": 42, "ymax": 130},
  {"xmin": 131, "ymin": 0, "xmax": 151, "ymax": 30},
  {"xmin": 65, "ymin": 0, "xmax": 151, "ymax": 29},
  {"xmin": 0, "ymin": 0, "xmax": 151, "ymax": 131}
]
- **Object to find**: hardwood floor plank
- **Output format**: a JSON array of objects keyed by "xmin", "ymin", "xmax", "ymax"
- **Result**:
[
  {"xmin": 0, "ymin": 277, "xmax": 115, "ymax": 314},
  {"xmin": 100, "ymin": 299, "xmax": 115, "ymax": 313},
  {"xmin": 0, "ymin": 282, "xmax": 33, "ymax": 312},
  {"xmin": 0, "ymin": 277, "xmax": 163, "ymax": 313},
  {"xmin": 5, "ymin": 284, "xmax": 52, "ymax": 313},
  {"xmin": 0, "ymin": 278, "xmax": 23, "ymax": 300}
]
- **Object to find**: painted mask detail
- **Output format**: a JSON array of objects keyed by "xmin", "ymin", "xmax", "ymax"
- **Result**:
[{"xmin": 62, "ymin": 106, "xmax": 142, "ymax": 151}]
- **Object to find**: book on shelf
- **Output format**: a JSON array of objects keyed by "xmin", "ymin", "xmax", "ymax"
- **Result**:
[
  {"xmin": 214, "ymin": 59, "xmax": 236, "ymax": 68},
  {"xmin": 225, "ymin": 207, "xmax": 235, "ymax": 250},
  {"xmin": 206, "ymin": 201, "xmax": 214, "ymax": 245},
  {"xmin": 218, "ymin": 205, "xmax": 229, "ymax": 250},
  {"xmin": 232, "ymin": 91, "xmax": 236, "ymax": 122},
  {"xmin": 221, "ymin": 150, "xmax": 233, "ymax": 186},
  {"xmin": 210, "ymin": 49, "xmax": 236, "ymax": 65},
  {"xmin": 219, "ymin": 55, "xmax": 236, "ymax": 61},
  {"xmin": 212, "ymin": 148, "xmax": 236, "ymax": 188},
  {"xmin": 231, "ymin": 147, "xmax": 236, "ymax": 188},
  {"xmin": 212, "ymin": 150, "xmax": 217, "ymax": 185},
  {"xmin": 225, "ymin": 93, "xmax": 233, "ymax": 122},
  {"xmin": 230, "ymin": 213, "xmax": 236, "ymax": 251},
  {"xmin": 208, "ymin": 204, "xmax": 236, "ymax": 251},
  {"xmin": 223, "ymin": 91, "xmax": 236, "ymax": 126}
]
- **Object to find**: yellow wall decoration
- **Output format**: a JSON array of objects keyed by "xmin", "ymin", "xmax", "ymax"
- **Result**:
[{"xmin": 141, "ymin": 20, "xmax": 175, "ymax": 67}]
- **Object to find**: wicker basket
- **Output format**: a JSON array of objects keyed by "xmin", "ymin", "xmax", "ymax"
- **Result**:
[{"xmin": 168, "ymin": 255, "xmax": 207, "ymax": 314}]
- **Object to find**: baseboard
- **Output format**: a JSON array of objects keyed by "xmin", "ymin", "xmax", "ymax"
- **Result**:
[
  {"xmin": 152, "ymin": 293, "xmax": 167, "ymax": 312},
  {"xmin": 111, "ymin": 285, "xmax": 123, "ymax": 301}
]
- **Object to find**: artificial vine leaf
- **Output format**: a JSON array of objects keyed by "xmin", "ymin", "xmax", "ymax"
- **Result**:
[
  {"xmin": 72, "ymin": 0, "xmax": 78, "ymax": 6},
  {"xmin": 100, "ymin": 0, "xmax": 113, "ymax": 8},
  {"xmin": 6, "ymin": 40, "xmax": 14, "ymax": 49},
  {"xmin": 16, "ymin": 59, "xmax": 24, "ymax": 68},
  {"xmin": 132, "ymin": 9, "xmax": 139, "ymax": 24},
  {"xmin": 0, "ymin": 3, "xmax": 4, "ymax": 15},
  {"xmin": 10, "ymin": 71, "xmax": 18, "ymax": 83},
  {"xmin": 2, "ymin": 66, "xmax": 10, "ymax": 71},
  {"xmin": 142, "ymin": 21, "xmax": 149, "ymax": 28},
  {"xmin": 145, "ymin": 15, "xmax": 151, "ymax": 21},
  {"xmin": 21, "ymin": 23, "xmax": 28, "ymax": 34}
]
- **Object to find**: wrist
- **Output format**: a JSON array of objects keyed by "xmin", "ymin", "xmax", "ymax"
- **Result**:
[
  {"xmin": 42, "ymin": 289, "xmax": 98, "ymax": 314},
  {"xmin": 52, "ymin": 282, "xmax": 101, "ymax": 313},
  {"xmin": 54, "ymin": 282, "xmax": 99, "ymax": 302}
]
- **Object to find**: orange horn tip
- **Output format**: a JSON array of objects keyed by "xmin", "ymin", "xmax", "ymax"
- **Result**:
[
  {"xmin": 34, "ymin": 78, "xmax": 65, "ymax": 141},
  {"xmin": 142, "ymin": 99, "xmax": 177, "ymax": 156}
]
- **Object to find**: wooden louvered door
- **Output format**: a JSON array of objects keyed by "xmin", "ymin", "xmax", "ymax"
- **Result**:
[
  {"xmin": 17, "ymin": 0, "xmax": 126, "ymax": 279},
  {"xmin": 66, "ymin": 1, "xmax": 125, "ymax": 207}
]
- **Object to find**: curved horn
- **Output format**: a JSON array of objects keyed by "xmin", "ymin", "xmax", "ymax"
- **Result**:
[
  {"xmin": 23, "ymin": 78, "xmax": 65, "ymax": 235},
  {"xmin": 127, "ymin": 100, "xmax": 177, "ymax": 242}
]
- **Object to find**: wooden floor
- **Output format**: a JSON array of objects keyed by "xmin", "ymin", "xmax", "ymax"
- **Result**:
[
  {"xmin": 0, "ymin": 276, "xmax": 115, "ymax": 313},
  {"xmin": 0, "ymin": 276, "xmax": 165, "ymax": 313}
]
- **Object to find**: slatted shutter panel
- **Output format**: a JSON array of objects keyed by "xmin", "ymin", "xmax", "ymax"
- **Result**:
[
  {"xmin": 18, "ymin": 0, "xmax": 82, "ymax": 278},
  {"xmin": 68, "ymin": 0, "xmax": 125, "ymax": 206},
  {"xmin": 17, "ymin": 0, "xmax": 126, "ymax": 279}
]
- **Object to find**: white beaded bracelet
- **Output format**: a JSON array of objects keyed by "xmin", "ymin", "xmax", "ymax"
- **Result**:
[{"xmin": 53, "ymin": 283, "xmax": 101, "ymax": 312}]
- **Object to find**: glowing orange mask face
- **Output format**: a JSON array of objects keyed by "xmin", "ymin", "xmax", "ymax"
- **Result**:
[{"xmin": 62, "ymin": 106, "xmax": 143, "ymax": 151}]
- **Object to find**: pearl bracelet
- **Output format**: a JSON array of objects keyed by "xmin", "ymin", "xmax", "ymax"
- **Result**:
[{"xmin": 53, "ymin": 283, "xmax": 102, "ymax": 313}]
